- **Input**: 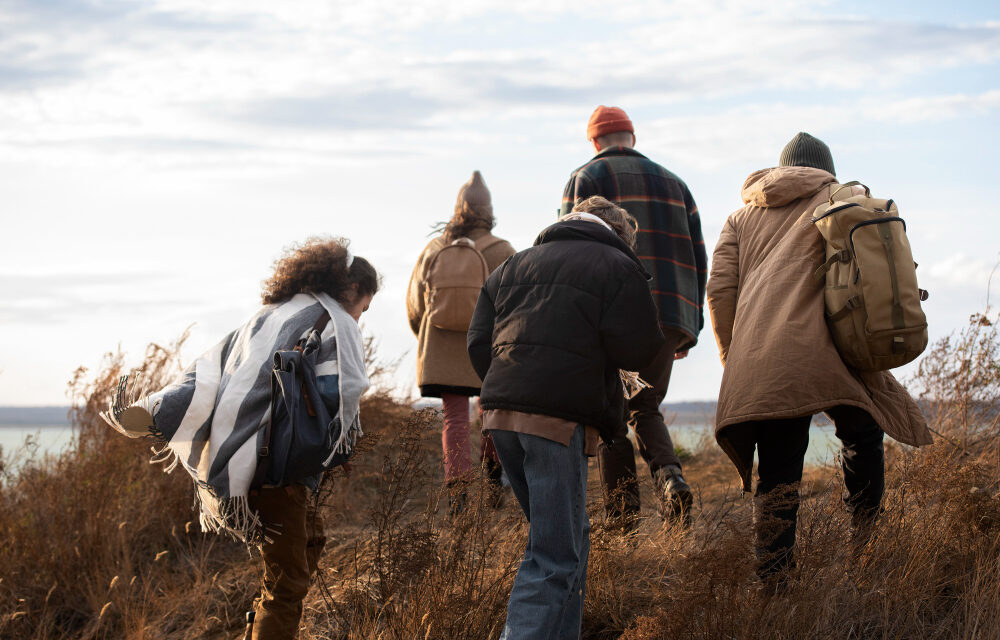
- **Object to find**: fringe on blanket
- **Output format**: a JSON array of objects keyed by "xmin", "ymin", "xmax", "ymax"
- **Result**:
[
  {"xmin": 323, "ymin": 418, "xmax": 363, "ymax": 465},
  {"xmin": 195, "ymin": 490, "xmax": 269, "ymax": 545},
  {"xmin": 620, "ymin": 370, "xmax": 652, "ymax": 399},
  {"xmin": 100, "ymin": 374, "xmax": 268, "ymax": 544},
  {"xmin": 100, "ymin": 374, "xmax": 165, "ymax": 440}
]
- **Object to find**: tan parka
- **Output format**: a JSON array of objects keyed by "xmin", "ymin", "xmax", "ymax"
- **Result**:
[
  {"xmin": 406, "ymin": 228, "xmax": 515, "ymax": 397},
  {"xmin": 707, "ymin": 166, "xmax": 932, "ymax": 490}
]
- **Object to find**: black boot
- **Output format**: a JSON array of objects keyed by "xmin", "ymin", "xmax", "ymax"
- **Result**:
[
  {"xmin": 242, "ymin": 610, "xmax": 255, "ymax": 640},
  {"xmin": 654, "ymin": 464, "xmax": 693, "ymax": 525}
]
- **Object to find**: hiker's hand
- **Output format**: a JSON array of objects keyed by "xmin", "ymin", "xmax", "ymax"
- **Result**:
[{"xmin": 674, "ymin": 350, "xmax": 689, "ymax": 360}]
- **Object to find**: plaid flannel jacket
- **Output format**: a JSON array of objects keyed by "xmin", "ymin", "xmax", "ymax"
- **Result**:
[{"xmin": 560, "ymin": 146, "xmax": 707, "ymax": 348}]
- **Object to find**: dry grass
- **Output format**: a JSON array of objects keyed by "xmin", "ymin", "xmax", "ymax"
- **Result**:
[{"xmin": 2, "ymin": 310, "xmax": 999, "ymax": 639}]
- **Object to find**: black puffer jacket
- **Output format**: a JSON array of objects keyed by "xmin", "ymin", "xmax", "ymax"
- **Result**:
[{"xmin": 467, "ymin": 220, "xmax": 665, "ymax": 441}]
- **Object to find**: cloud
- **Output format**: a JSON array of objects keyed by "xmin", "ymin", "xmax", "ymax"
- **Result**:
[
  {"xmin": 0, "ymin": 56, "xmax": 84, "ymax": 91},
  {"xmin": 237, "ymin": 89, "xmax": 444, "ymax": 131},
  {"xmin": 0, "ymin": 272, "xmax": 203, "ymax": 324},
  {"xmin": 0, "ymin": 4, "xmax": 996, "ymax": 173},
  {"xmin": 881, "ymin": 90, "xmax": 1000, "ymax": 123},
  {"xmin": 921, "ymin": 253, "xmax": 1000, "ymax": 292},
  {"xmin": 634, "ymin": 89, "xmax": 1000, "ymax": 171}
]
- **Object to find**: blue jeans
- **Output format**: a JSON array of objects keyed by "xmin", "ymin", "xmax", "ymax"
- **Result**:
[{"xmin": 491, "ymin": 425, "xmax": 590, "ymax": 640}]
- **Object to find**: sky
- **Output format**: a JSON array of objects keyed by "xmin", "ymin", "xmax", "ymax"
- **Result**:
[{"xmin": 1, "ymin": 0, "xmax": 998, "ymax": 406}]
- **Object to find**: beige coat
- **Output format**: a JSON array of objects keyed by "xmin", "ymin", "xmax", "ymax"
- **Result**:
[
  {"xmin": 707, "ymin": 166, "xmax": 932, "ymax": 490},
  {"xmin": 406, "ymin": 228, "xmax": 515, "ymax": 397}
]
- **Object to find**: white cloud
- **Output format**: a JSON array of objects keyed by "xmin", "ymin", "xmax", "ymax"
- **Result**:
[
  {"xmin": 922, "ymin": 253, "xmax": 1000, "ymax": 293},
  {"xmin": 1, "ymin": 0, "xmax": 998, "ymax": 172},
  {"xmin": 1, "ymin": 0, "xmax": 998, "ymax": 405}
]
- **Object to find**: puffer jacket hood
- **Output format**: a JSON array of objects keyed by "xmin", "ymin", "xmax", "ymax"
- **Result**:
[
  {"xmin": 535, "ymin": 220, "xmax": 652, "ymax": 279},
  {"xmin": 741, "ymin": 166, "xmax": 836, "ymax": 209}
]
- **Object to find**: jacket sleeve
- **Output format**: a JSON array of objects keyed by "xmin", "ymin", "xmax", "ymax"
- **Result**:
[
  {"xmin": 706, "ymin": 217, "xmax": 740, "ymax": 365},
  {"xmin": 405, "ymin": 243, "xmax": 431, "ymax": 336},
  {"xmin": 467, "ymin": 271, "xmax": 500, "ymax": 381},
  {"xmin": 559, "ymin": 171, "xmax": 597, "ymax": 217},
  {"xmin": 600, "ymin": 268, "xmax": 666, "ymax": 371},
  {"xmin": 685, "ymin": 187, "xmax": 709, "ymax": 333}
]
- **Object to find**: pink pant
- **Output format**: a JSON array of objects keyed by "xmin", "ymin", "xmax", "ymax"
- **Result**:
[
  {"xmin": 442, "ymin": 394, "xmax": 473, "ymax": 481},
  {"xmin": 441, "ymin": 395, "xmax": 501, "ymax": 482}
]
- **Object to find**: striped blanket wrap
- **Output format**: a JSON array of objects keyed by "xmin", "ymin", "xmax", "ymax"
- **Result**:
[{"xmin": 107, "ymin": 292, "xmax": 368, "ymax": 542}]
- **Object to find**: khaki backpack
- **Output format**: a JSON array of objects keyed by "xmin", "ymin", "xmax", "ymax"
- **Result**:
[
  {"xmin": 811, "ymin": 182, "xmax": 929, "ymax": 371},
  {"xmin": 424, "ymin": 236, "xmax": 501, "ymax": 332}
]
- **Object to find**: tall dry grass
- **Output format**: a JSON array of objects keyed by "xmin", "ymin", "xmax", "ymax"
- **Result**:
[{"xmin": 1, "ymin": 309, "xmax": 998, "ymax": 639}]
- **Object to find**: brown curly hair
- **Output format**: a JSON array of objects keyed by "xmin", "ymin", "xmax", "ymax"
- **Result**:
[{"xmin": 261, "ymin": 237, "xmax": 380, "ymax": 305}]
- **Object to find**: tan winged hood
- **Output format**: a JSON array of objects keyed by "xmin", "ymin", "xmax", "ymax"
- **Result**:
[{"xmin": 741, "ymin": 166, "xmax": 837, "ymax": 208}]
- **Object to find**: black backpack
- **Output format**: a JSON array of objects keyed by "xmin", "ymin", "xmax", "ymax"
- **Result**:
[{"xmin": 254, "ymin": 310, "xmax": 352, "ymax": 486}]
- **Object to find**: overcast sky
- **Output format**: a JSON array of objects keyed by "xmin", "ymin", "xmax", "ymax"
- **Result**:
[{"xmin": 1, "ymin": 0, "xmax": 998, "ymax": 406}]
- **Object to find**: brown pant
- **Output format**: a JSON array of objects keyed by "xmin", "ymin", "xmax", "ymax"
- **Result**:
[
  {"xmin": 247, "ymin": 485, "xmax": 326, "ymax": 640},
  {"xmin": 598, "ymin": 330, "xmax": 684, "ymax": 519}
]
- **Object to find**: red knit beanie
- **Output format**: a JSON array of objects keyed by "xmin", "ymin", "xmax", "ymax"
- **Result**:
[{"xmin": 587, "ymin": 105, "xmax": 634, "ymax": 140}]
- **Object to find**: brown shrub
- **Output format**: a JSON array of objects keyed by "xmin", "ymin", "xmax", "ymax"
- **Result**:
[
  {"xmin": 3, "ymin": 310, "xmax": 1000, "ymax": 639},
  {"xmin": 0, "ymin": 334, "xmax": 252, "ymax": 640}
]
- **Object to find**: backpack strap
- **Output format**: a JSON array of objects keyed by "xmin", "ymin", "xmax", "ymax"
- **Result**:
[
  {"xmin": 813, "ymin": 249, "xmax": 852, "ymax": 280},
  {"xmin": 827, "ymin": 296, "xmax": 862, "ymax": 322},
  {"xmin": 293, "ymin": 309, "xmax": 331, "ymax": 418},
  {"xmin": 311, "ymin": 309, "xmax": 332, "ymax": 334},
  {"xmin": 473, "ymin": 235, "xmax": 506, "ymax": 255},
  {"xmin": 829, "ymin": 181, "xmax": 870, "ymax": 203},
  {"xmin": 294, "ymin": 309, "xmax": 331, "ymax": 352},
  {"xmin": 426, "ymin": 236, "xmax": 490, "ymax": 280}
]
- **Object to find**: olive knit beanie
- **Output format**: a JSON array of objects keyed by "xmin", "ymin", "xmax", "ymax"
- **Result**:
[
  {"xmin": 779, "ymin": 132, "xmax": 836, "ymax": 176},
  {"xmin": 455, "ymin": 170, "xmax": 493, "ymax": 217}
]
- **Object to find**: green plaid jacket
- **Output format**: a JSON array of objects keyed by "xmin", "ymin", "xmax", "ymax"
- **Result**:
[{"xmin": 560, "ymin": 146, "xmax": 707, "ymax": 348}]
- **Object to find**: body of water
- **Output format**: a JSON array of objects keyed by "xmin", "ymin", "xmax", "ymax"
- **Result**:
[
  {"xmin": 666, "ymin": 421, "xmax": 841, "ymax": 466},
  {"xmin": 0, "ymin": 425, "xmax": 76, "ymax": 468},
  {"xmin": 0, "ymin": 420, "xmax": 845, "ymax": 469}
]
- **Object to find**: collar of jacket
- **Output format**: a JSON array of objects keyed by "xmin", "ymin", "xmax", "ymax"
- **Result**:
[
  {"xmin": 533, "ymin": 220, "xmax": 652, "ymax": 280},
  {"xmin": 591, "ymin": 145, "xmax": 648, "ymax": 161}
]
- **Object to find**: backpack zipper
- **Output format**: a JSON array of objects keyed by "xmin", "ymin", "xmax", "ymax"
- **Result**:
[
  {"xmin": 848, "ymin": 216, "xmax": 906, "ymax": 256},
  {"xmin": 812, "ymin": 202, "xmax": 861, "ymax": 223}
]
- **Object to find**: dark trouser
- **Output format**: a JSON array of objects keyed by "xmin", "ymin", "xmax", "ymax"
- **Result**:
[
  {"xmin": 752, "ymin": 406, "xmax": 884, "ymax": 578},
  {"xmin": 598, "ymin": 330, "xmax": 684, "ymax": 520},
  {"xmin": 247, "ymin": 485, "xmax": 326, "ymax": 640}
]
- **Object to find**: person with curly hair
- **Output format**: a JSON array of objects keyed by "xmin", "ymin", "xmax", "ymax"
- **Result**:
[
  {"xmin": 407, "ymin": 171, "xmax": 515, "ymax": 511},
  {"xmin": 247, "ymin": 237, "xmax": 378, "ymax": 639},
  {"xmin": 262, "ymin": 236, "xmax": 379, "ymax": 315},
  {"xmin": 101, "ymin": 237, "xmax": 379, "ymax": 640}
]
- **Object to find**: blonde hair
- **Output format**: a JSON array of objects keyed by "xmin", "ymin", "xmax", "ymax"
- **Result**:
[{"xmin": 571, "ymin": 196, "xmax": 638, "ymax": 249}]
